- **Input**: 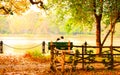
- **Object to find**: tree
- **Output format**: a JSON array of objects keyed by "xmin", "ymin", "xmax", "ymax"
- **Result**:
[
  {"xmin": 46, "ymin": 0, "xmax": 102, "ymax": 53},
  {"xmin": 46, "ymin": 0, "xmax": 94, "ymax": 34},
  {"xmin": 101, "ymin": 0, "xmax": 120, "ymax": 47},
  {"xmin": 90, "ymin": 0, "xmax": 103, "ymax": 54},
  {"xmin": 102, "ymin": 0, "xmax": 120, "ymax": 58},
  {"xmin": 46, "ymin": 0, "xmax": 120, "ymax": 55},
  {"xmin": 0, "ymin": 0, "xmax": 45, "ymax": 15}
]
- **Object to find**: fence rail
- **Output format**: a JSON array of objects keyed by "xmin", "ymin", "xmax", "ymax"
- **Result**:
[
  {"xmin": 49, "ymin": 41, "xmax": 120, "ymax": 72},
  {"xmin": 73, "ymin": 45, "xmax": 120, "ymax": 48}
]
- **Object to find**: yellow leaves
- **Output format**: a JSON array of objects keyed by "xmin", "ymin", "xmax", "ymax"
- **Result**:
[
  {"xmin": 0, "ymin": 3, "xmax": 3, "ymax": 7},
  {"xmin": 0, "ymin": 0, "xmax": 30, "ymax": 15},
  {"xmin": 10, "ymin": 0, "xmax": 30, "ymax": 14},
  {"xmin": 0, "ymin": 10, "xmax": 6, "ymax": 15}
]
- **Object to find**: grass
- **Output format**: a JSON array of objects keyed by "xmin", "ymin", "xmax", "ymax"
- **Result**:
[{"xmin": 24, "ymin": 49, "xmax": 50, "ymax": 63}]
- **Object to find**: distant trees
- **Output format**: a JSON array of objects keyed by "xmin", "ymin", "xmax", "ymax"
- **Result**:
[
  {"xmin": 0, "ymin": 16, "xmax": 9, "ymax": 34},
  {"xmin": 7, "ymin": 11, "xmax": 48, "ymax": 34}
]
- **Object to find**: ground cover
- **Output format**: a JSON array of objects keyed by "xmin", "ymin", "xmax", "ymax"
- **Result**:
[
  {"xmin": 0, "ymin": 35, "xmax": 120, "ymax": 74},
  {"xmin": 0, "ymin": 54, "xmax": 120, "ymax": 75}
]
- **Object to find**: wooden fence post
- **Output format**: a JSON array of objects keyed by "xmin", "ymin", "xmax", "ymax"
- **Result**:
[
  {"xmin": 42, "ymin": 41, "xmax": 45, "ymax": 54},
  {"xmin": 85, "ymin": 42, "xmax": 87, "ymax": 54},
  {"xmin": 68, "ymin": 41, "xmax": 70, "ymax": 53},
  {"xmin": 110, "ymin": 46, "xmax": 114, "ymax": 69},
  {"xmin": 61, "ymin": 52, "xmax": 65, "ymax": 72},
  {"xmin": 82, "ymin": 45, "xmax": 85, "ymax": 70},
  {"xmin": 0, "ymin": 41, "xmax": 3, "ymax": 53},
  {"xmin": 50, "ymin": 41, "xmax": 55, "ymax": 71}
]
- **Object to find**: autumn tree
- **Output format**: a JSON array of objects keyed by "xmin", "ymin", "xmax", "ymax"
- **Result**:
[
  {"xmin": 0, "ymin": 0, "xmax": 31, "ymax": 15},
  {"xmin": 0, "ymin": 0, "xmax": 45, "ymax": 15}
]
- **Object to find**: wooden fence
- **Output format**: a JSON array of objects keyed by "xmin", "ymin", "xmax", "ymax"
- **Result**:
[
  {"xmin": 49, "ymin": 41, "xmax": 120, "ymax": 72},
  {"xmin": 0, "ymin": 41, "xmax": 3, "ymax": 53}
]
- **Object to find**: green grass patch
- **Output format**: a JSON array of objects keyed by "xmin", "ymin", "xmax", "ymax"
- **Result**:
[{"xmin": 24, "ymin": 48, "xmax": 50, "ymax": 63}]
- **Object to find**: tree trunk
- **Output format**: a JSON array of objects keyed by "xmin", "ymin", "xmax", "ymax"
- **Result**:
[
  {"xmin": 95, "ymin": 15, "xmax": 102, "ymax": 55},
  {"xmin": 93, "ymin": 0, "xmax": 103, "ymax": 55},
  {"xmin": 110, "ymin": 17, "xmax": 118, "ymax": 55}
]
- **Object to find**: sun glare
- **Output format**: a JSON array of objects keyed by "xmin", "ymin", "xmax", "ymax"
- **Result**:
[{"xmin": 30, "ymin": 5, "xmax": 41, "ymax": 12}]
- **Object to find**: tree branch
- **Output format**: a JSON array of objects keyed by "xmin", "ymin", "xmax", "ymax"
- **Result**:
[
  {"xmin": 0, "ymin": 6, "xmax": 9, "ymax": 14},
  {"xmin": 93, "ymin": 0, "xmax": 97, "ymax": 17},
  {"xmin": 29, "ymin": 0, "xmax": 45, "ymax": 9},
  {"xmin": 29, "ymin": 0, "xmax": 42, "ymax": 4}
]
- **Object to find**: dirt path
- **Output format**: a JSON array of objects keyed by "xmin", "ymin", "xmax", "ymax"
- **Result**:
[
  {"xmin": 1, "ymin": 55, "xmax": 120, "ymax": 75},
  {"xmin": 0, "ymin": 55, "xmax": 50, "ymax": 75}
]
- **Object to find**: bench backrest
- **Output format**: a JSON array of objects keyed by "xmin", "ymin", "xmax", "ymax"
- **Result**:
[{"xmin": 48, "ymin": 42, "xmax": 73, "ymax": 50}]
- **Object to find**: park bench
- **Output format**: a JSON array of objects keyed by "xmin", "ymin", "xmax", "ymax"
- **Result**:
[
  {"xmin": 48, "ymin": 41, "xmax": 73, "ymax": 72},
  {"xmin": 48, "ymin": 42, "xmax": 73, "ymax": 50}
]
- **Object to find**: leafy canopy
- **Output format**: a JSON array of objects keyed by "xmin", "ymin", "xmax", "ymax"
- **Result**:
[{"xmin": 46, "ymin": 0, "xmax": 120, "ymax": 34}]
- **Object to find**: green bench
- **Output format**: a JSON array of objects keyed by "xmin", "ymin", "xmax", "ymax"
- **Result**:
[{"xmin": 48, "ymin": 42, "xmax": 73, "ymax": 50}]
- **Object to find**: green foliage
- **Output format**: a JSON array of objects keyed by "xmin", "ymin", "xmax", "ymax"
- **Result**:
[
  {"xmin": 85, "ymin": 50, "xmax": 95, "ymax": 71},
  {"xmin": 68, "ymin": 49, "xmax": 80, "ymax": 71},
  {"xmin": 86, "ymin": 65, "xmax": 94, "ymax": 71},
  {"xmin": 27, "ymin": 49, "xmax": 43, "ymax": 58},
  {"xmin": 46, "ymin": 0, "xmax": 94, "ymax": 34},
  {"xmin": 46, "ymin": 0, "xmax": 120, "ymax": 34},
  {"xmin": 102, "ymin": 50, "xmax": 113, "ymax": 70},
  {"xmin": 86, "ymin": 50, "xmax": 95, "ymax": 62}
]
